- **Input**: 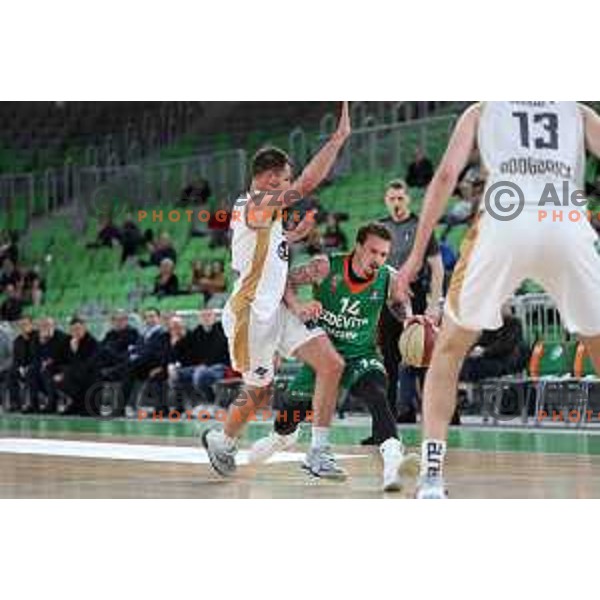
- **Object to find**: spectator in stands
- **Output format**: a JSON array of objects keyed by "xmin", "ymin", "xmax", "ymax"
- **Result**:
[
  {"xmin": 180, "ymin": 178, "xmax": 211, "ymax": 207},
  {"xmin": 0, "ymin": 231, "xmax": 19, "ymax": 265},
  {"xmin": 122, "ymin": 308, "xmax": 169, "ymax": 414},
  {"xmin": 197, "ymin": 260, "xmax": 226, "ymax": 303},
  {"xmin": 140, "ymin": 232, "xmax": 177, "ymax": 268},
  {"xmin": 55, "ymin": 317, "xmax": 99, "ymax": 415},
  {"xmin": 405, "ymin": 147, "xmax": 434, "ymax": 189},
  {"xmin": 189, "ymin": 260, "xmax": 205, "ymax": 294},
  {"xmin": 378, "ymin": 179, "xmax": 444, "ymax": 424},
  {"xmin": 321, "ymin": 213, "xmax": 349, "ymax": 253},
  {"xmin": 457, "ymin": 148, "xmax": 484, "ymax": 198},
  {"xmin": 0, "ymin": 284, "xmax": 24, "ymax": 322},
  {"xmin": 0, "ymin": 258, "xmax": 21, "ymax": 292},
  {"xmin": 305, "ymin": 228, "xmax": 324, "ymax": 256},
  {"xmin": 6, "ymin": 316, "xmax": 39, "ymax": 412},
  {"xmin": 97, "ymin": 310, "xmax": 140, "ymax": 371},
  {"xmin": 22, "ymin": 266, "xmax": 45, "ymax": 307},
  {"xmin": 87, "ymin": 216, "xmax": 121, "ymax": 249},
  {"xmin": 136, "ymin": 315, "xmax": 191, "ymax": 413},
  {"xmin": 172, "ymin": 309, "xmax": 229, "ymax": 403},
  {"xmin": 208, "ymin": 200, "xmax": 231, "ymax": 249},
  {"xmin": 460, "ymin": 305, "xmax": 528, "ymax": 382},
  {"xmin": 153, "ymin": 258, "xmax": 180, "ymax": 297},
  {"xmin": 440, "ymin": 179, "xmax": 483, "ymax": 239},
  {"xmin": 119, "ymin": 214, "xmax": 144, "ymax": 264},
  {"xmin": 153, "ymin": 317, "xmax": 197, "ymax": 403},
  {"xmin": 27, "ymin": 317, "xmax": 70, "ymax": 412}
]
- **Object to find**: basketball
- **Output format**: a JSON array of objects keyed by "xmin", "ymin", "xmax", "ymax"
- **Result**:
[{"xmin": 399, "ymin": 316, "xmax": 438, "ymax": 368}]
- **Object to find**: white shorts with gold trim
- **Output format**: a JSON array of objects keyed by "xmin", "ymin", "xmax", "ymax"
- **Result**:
[
  {"xmin": 222, "ymin": 303, "xmax": 324, "ymax": 387},
  {"xmin": 446, "ymin": 211, "xmax": 600, "ymax": 336}
]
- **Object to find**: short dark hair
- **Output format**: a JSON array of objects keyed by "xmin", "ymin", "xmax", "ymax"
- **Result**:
[
  {"xmin": 386, "ymin": 179, "xmax": 408, "ymax": 192},
  {"xmin": 356, "ymin": 222, "xmax": 393, "ymax": 245},
  {"xmin": 251, "ymin": 147, "xmax": 292, "ymax": 177},
  {"xmin": 145, "ymin": 307, "xmax": 161, "ymax": 317},
  {"xmin": 70, "ymin": 317, "xmax": 85, "ymax": 326}
]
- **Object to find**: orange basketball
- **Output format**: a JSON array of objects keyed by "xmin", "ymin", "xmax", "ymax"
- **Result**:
[{"xmin": 399, "ymin": 316, "xmax": 438, "ymax": 368}]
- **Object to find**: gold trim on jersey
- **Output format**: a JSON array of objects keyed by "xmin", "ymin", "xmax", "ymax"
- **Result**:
[
  {"xmin": 447, "ymin": 216, "xmax": 481, "ymax": 320},
  {"xmin": 229, "ymin": 226, "xmax": 272, "ymax": 372}
]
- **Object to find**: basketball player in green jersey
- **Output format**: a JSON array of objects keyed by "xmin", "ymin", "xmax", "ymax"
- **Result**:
[{"xmin": 250, "ymin": 222, "xmax": 419, "ymax": 492}]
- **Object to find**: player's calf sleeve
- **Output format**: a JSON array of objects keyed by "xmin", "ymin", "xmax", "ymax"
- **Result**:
[
  {"xmin": 274, "ymin": 401, "xmax": 312, "ymax": 437},
  {"xmin": 354, "ymin": 372, "xmax": 398, "ymax": 443}
]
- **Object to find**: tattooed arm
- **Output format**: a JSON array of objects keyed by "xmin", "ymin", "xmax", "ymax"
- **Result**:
[
  {"xmin": 287, "ymin": 254, "xmax": 331, "ymax": 289},
  {"xmin": 284, "ymin": 255, "xmax": 330, "ymax": 322}
]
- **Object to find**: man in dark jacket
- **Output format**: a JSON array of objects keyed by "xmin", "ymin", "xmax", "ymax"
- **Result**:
[
  {"xmin": 27, "ymin": 317, "xmax": 70, "ymax": 412},
  {"xmin": 97, "ymin": 310, "xmax": 140, "ymax": 370},
  {"xmin": 460, "ymin": 306, "xmax": 527, "ymax": 382},
  {"xmin": 7, "ymin": 316, "xmax": 39, "ymax": 411},
  {"xmin": 121, "ymin": 308, "xmax": 169, "ymax": 415},
  {"xmin": 172, "ymin": 310, "xmax": 230, "ymax": 403},
  {"xmin": 55, "ymin": 317, "xmax": 99, "ymax": 415}
]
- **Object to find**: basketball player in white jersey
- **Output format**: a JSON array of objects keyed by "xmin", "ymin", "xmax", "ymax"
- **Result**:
[
  {"xmin": 202, "ymin": 102, "xmax": 351, "ymax": 479},
  {"xmin": 395, "ymin": 101, "xmax": 600, "ymax": 498}
]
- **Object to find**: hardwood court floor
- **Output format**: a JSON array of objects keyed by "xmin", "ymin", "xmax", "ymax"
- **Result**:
[{"xmin": 2, "ymin": 416, "xmax": 600, "ymax": 498}]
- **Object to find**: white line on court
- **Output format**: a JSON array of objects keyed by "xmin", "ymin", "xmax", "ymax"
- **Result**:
[{"xmin": 0, "ymin": 438, "xmax": 364, "ymax": 466}]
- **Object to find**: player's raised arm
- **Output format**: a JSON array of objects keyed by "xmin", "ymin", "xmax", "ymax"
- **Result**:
[
  {"xmin": 394, "ymin": 103, "xmax": 480, "ymax": 301},
  {"xmin": 286, "ymin": 101, "xmax": 351, "ymax": 205},
  {"xmin": 580, "ymin": 103, "xmax": 600, "ymax": 158}
]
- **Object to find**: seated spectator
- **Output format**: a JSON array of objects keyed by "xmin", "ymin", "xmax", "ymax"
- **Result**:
[
  {"xmin": 0, "ymin": 230, "xmax": 19, "ymax": 265},
  {"xmin": 440, "ymin": 180, "xmax": 483, "ymax": 240},
  {"xmin": 0, "ymin": 258, "xmax": 21, "ymax": 292},
  {"xmin": 180, "ymin": 178, "xmax": 211, "ymax": 207},
  {"xmin": 150, "ymin": 316, "xmax": 198, "ymax": 408},
  {"xmin": 1, "ymin": 284, "xmax": 24, "ymax": 322},
  {"xmin": 97, "ymin": 310, "xmax": 141, "ymax": 370},
  {"xmin": 22, "ymin": 266, "xmax": 45, "ymax": 307},
  {"xmin": 87, "ymin": 216, "xmax": 121, "ymax": 249},
  {"xmin": 456, "ymin": 148, "xmax": 484, "ymax": 199},
  {"xmin": 119, "ymin": 214, "xmax": 145, "ymax": 264},
  {"xmin": 208, "ymin": 200, "xmax": 232, "ymax": 249},
  {"xmin": 197, "ymin": 261, "xmax": 226, "ymax": 303},
  {"xmin": 55, "ymin": 317, "xmax": 99, "ymax": 415},
  {"xmin": 460, "ymin": 305, "xmax": 528, "ymax": 382},
  {"xmin": 321, "ymin": 213, "xmax": 348, "ymax": 253},
  {"xmin": 188, "ymin": 260, "xmax": 205, "ymax": 294},
  {"xmin": 27, "ymin": 317, "xmax": 70, "ymax": 412},
  {"xmin": 154, "ymin": 258, "xmax": 180, "ymax": 297},
  {"xmin": 119, "ymin": 308, "xmax": 169, "ymax": 413},
  {"xmin": 305, "ymin": 228, "xmax": 323, "ymax": 256},
  {"xmin": 140, "ymin": 233, "xmax": 177, "ymax": 268},
  {"xmin": 172, "ymin": 309, "xmax": 229, "ymax": 403},
  {"xmin": 405, "ymin": 147, "xmax": 434, "ymax": 189},
  {"xmin": 6, "ymin": 316, "xmax": 39, "ymax": 412}
]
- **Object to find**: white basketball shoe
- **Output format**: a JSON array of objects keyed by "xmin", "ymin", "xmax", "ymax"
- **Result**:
[
  {"xmin": 380, "ymin": 438, "xmax": 420, "ymax": 493},
  {"xmin": 248, "ymin": 429, "xmax": 300, "ymax": 465}
]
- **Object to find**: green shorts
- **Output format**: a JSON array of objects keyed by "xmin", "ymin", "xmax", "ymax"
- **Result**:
[{"xmin": 286, "ymin": 355, "xmax": 386, "ymax": 404}]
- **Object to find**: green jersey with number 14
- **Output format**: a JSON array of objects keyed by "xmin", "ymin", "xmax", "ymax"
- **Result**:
[{"xmin": 314, "ymin": 253, "xmax": 391, "ymax": 359}]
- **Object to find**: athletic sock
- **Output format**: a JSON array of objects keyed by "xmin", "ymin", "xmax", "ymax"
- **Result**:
[
  {"xmin": 420, "ymin": 439, "xmax": 447, "ymax": 479},
  {"xmin": 311, "ymin": 426, "xmax": 330, "ymax": 449}
]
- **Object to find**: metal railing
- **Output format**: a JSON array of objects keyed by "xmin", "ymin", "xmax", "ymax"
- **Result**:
[{"xmin": 510, "ymin": 293, "xmax": 567, "ymax": 345}]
